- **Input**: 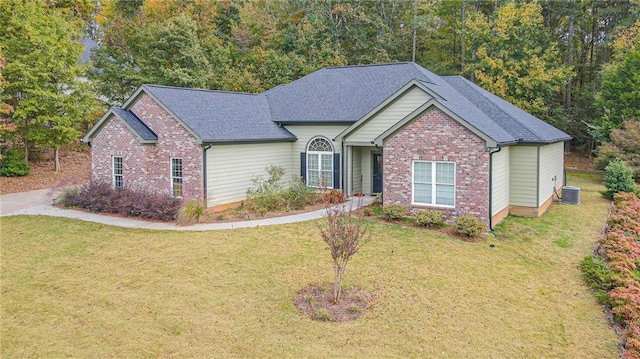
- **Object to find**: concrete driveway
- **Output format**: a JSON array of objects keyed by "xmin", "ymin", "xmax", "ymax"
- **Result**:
[{"xmin": 0, "ymin": 189, "xmax": 59, "ymax": 216}]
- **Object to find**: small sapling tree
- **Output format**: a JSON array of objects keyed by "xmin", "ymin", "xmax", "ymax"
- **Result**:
[{"xmin": 319, "ymin": 199, "xmax": 370, "ymax": 303}]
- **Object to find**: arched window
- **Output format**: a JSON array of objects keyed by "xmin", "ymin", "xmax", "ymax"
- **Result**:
[{"xmin": 306, "ymin": 137, "xmax": 334, "ymax": 188}]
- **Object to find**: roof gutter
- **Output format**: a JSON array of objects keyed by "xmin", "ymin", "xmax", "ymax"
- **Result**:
[
  {"xmin": 201, "ymin": 137, "xmax": 297, "ymax": 145},
  {"xmin": 488, "ymin": 145, "xmax": 502, "ymax": 231}
]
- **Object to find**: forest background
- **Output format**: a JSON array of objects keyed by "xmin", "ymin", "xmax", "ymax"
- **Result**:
[{"xmin": 1, "ymin": 0, "xmax": 639, "ymax": 178}]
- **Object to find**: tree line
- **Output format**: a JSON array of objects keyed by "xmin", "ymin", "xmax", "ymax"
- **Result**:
[{"xmin": 1, "ymin": 0, "xmax": 639, "ymax": 176}]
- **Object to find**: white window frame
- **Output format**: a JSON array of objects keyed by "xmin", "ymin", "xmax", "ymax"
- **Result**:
[
  {"xmin": 112, "ymin": 156, "xmax": 123, "ymax": 189},
  {"xmin": 412, "ymin": 160, "xmax": 456, "ymax": 207},
  {"xmin": 306, "ymin": 137, "xmax": 334, "ymax": 189},
  {"xmin": 171, "ymin": 158, "xmax": 183, "ymax": 198}
]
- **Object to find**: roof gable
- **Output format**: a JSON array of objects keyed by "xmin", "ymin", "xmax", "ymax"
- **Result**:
[
  {"xmin": 265, "ymin": 62, "xmax": 438, "ymax": 124},
  {"xmin": 83, "ymin": 107, "xmax": 157, "ymax": 144}
]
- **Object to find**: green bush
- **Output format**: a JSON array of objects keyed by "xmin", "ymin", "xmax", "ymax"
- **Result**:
[
  {"xmin": 284, "ymin": 175, "xmax": 314, "ymax": 210},
  {"xmin": 579, "ymin": 254, "xmax": 613, "ymax": 306},
  {"xmin": 382, "ymin": 204, "xmax": 406, "ymax": 220},
  {"xmin": 602, "ymin": 158, "xmax": 639, "ymax": 199},
  {"xmin": 246, "ymin": 165, "xmax": 285, "ymax": 211},
  {"xmin": 413, "ymin": 210, "xmax": 445, "ymax": 227},
  {"xmin": 0, "ymin": 148, "xmax": 30, "ymax": 177},
  {"xmin": 454, "ymin": 214, "xmax": 485, "ymax": 237}
]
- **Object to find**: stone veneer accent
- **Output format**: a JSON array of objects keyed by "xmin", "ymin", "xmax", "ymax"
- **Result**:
[
  {"xmin": 383, "ymin": 107, "xmax": 490, "ymax": 223},
  {"xmin": 91, "ymin": 94, "xmax": 203, "ymax": 201}
]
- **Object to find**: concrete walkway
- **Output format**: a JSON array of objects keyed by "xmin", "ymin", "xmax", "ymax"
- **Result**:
[{"xmin": 0, "ymin": 189, "xmax": 374, "ymax": 231}]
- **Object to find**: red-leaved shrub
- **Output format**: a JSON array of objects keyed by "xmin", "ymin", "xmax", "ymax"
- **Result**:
[
  {"xmin": 60, "ymin": 182, "xmax": 182, "ymax": 221},
  {"xmin": 596, "ymin": 192, "xmax": 640, "ymax": 359}
]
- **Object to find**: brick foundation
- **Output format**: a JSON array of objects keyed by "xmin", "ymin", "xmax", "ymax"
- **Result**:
[
  {"xmin": 91, "ymin": 94, "xmax": 203, "ymax": 201},
  {"xmin": 383, "ymin": 107, "xmax": 490, "ymax": 223}
]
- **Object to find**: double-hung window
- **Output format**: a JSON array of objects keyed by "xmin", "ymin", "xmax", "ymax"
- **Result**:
[
  {"xmin": 112, "ymin": 156, "xmax": 123, "ymax": 189},
  {"xmin": 413, "ymin": 161, "xmax": 455, "ymax": 207},
  {"xmin": 171, "ymin": 158, "xmax": 183, "ymax": 197},
  {"xmin": 307, "ymin": 137, "xmax": 333, "ymax": 188}
]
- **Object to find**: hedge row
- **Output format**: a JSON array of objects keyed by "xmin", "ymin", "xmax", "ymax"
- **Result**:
[
  {"xmin": 59, "ymin": 182, "xmax": 182, "ymax": 221},
  {"xmin": 584, "ymin": 192, "xmax": 640, "ymax": 359}
]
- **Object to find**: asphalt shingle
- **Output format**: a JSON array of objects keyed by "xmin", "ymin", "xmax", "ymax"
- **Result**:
[
  {"xmin": 264, "ymin": 62, "xmax": 436, "ymax": 123},
  {"xmin": 142, "ymin": 85, "xmax": 296, "ymax": 143},
  {"xmin": 132, "ymin": 63, "xmax": 569, "ymax": 146},
  {"xmin": 264, "ymin": 62, "xmax": 569, "ymax": 144},
  {"xmin": 112, "ymin": 107, "xmax": 157, "ymax": 141}
]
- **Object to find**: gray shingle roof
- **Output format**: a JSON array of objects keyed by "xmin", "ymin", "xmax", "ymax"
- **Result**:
[
  {"xmin": 142, "ymin": 85, "xmax": 296, "ymax": 143},
  {"xmin": 119, "ymin": 63, "xmax": 568, "ymax": 146},
  {"xmin": 264, "ymin": 62, "xmax": 569, "ymax": 144},
  {"xmin": 441, "ymin": 76, "xmax": 571, "ymax": 143},
  {"xmin": 112, "ymin": 107, "xmax": 157, "ymax": 141},
  {"xmin": 264, "ymin": 62, "xmax": 437, "ymax": 123}
]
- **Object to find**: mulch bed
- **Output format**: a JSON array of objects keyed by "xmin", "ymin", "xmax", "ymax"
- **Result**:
[
  {"xmin": 294, "ymin": 283, "xmax": 374, "ymax": 322},
  {"xmin": 199, "ymin": 201, "xmax": 328, "ymax": 224}
]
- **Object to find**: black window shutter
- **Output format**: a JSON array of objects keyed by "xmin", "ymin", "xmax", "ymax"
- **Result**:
[
  {"xmin": 300, "ymin": 152, "xmax": 306, "ymax": 181},
  {"xmin": 333, "ymin": 153, "xmax": 340, "ymax": 189}
]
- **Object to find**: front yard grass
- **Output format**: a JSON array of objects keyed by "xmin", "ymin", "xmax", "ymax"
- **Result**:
[{"xmin": 0, "ymin": 171, "xmax": 619, "ymax": 358}]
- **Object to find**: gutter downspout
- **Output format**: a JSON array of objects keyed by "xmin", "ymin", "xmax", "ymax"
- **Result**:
[
  {"xmin": 202, "ymin": 144, "xmax": 212, "ymax": 207},
  {"xmin": 488, "ymin": 146, "xmax": 502, "ymax": 231}
]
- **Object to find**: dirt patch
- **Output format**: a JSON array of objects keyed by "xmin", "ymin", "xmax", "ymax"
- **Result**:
[
  {"xmin": 0, "ymin": 148, "xmax": 91, "ymax": 195},
  {"xmin": 294, "ymin": 283, "xmax": 374, "ymax": 322},
  {"xmin": 565, "ymin": 152, "xmax": 595, "ymax": 171}
]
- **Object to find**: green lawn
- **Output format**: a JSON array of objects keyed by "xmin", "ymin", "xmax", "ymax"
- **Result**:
[{"xmin": 1, "ymin": 172, "xmax": 618, "ymax": 358}]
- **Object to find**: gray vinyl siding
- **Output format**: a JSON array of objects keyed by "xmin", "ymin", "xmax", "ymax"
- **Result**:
[
  {"xmin": 206, "ymin": 142, "xmax": 292, "ymax": 207},
  {"xmin": 538, "ymin": 142, "xmax": 564, "ymax": 206},
  {"xmin": 352, "ymin": 147, "xmax": 363, "ymax": 194},
  {"xmin": 345, "ymin": 86, "xmax": 431, "ymax": 143},
  {"xmin": 491, "ymin": 146, "xmax": 510, "ymax": 216},
  {"xmin": 509, "ymin": 145, "xmax": 538, "ymax": 207}
]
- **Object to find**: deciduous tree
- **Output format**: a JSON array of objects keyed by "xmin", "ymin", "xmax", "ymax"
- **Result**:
[
  {"xmin": 319, "ymin": 199, "xmax": 370, "ymax": 303},
  {"xmin": 1, "ymin": 0, "xmax": 99, "ymax": 170},
  {"xmin": 465, "ymin": 1, "xmax": 571, "ymax": 120}
]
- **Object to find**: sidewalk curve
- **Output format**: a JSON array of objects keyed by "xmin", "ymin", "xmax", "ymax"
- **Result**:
[{"xmin": 0, "ymin": 189, "xmax": 374, "ymax": 231}]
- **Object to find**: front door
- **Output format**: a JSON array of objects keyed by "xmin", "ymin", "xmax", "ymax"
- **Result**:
[{"xmin": 372, "ymin": 153, "xmax": 383, "ymax": 193}]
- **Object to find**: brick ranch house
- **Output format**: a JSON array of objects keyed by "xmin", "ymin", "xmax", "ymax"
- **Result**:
[{"xmin": 83, "ymin": 62, "xmax": 571, "ymax": 228}]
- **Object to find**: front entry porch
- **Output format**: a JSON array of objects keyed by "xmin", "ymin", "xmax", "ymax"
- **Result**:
[{"xmin": 343, "ymin": 145, "xmax": 382, "ymax": 197}]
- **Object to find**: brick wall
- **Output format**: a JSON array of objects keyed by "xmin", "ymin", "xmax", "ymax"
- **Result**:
[
  {"xmin": 383, "ymin": 107, "xmax": 490, "ymax": 223},
  {"xmin": 91, "ymin": 93, "xmax": 203, "ymax": 201}
]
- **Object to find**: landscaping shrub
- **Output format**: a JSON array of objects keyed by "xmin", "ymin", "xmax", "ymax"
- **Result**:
[
  {"xmin": 0, "ymin": 148, "xmax": 30, "ymax": 177},
  {"xmin": 454, "ymin": 214, "xmax": 485, "ymax": 237},
  {"xmin": 176, "ymin": 199, "xmax": 207, "ymax": 226},
  {"xmin": 583, "ymin": 192, "xmax": 640, "ymax": 358},
  {"xmin": 246, "ymin": 165, "xmax": 285, "ymax": 212},
  {"xmin": 321, "ymin": 189, "xmax": 344, "ymax": 204},
  {"xmin": 413, "ymin": 210, "xmax": 445, "ymax": 227},
  {"xmin": 381, "ymin": 204, "xmax": 406, "ymax": 220},
  {"xmin": 579, "ymin": 255, "xmax": 614, "ymax": 306},
  {"xmin": 602, "ymin": 158, "xmax": 639, "ymax": 199},
  {"xmin": 59, "ymin": 182, "xmax": 182, "ymax": 221},
  {"xmin": 247, "ymin": 166, "xmax": 317, "ymax": 213},
  {"xmin": 285, "ymin": 175, "xmax": 315, "ymax": 210}
]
